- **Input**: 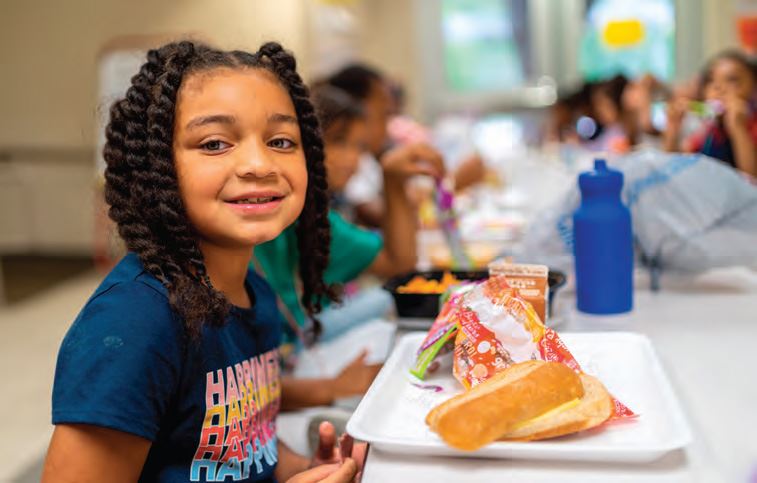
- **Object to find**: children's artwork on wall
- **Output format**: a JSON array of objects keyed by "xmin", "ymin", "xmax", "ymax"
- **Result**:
[{"xmin": 579, "ymin": 0, "xmax": 675, "ymax": 81}]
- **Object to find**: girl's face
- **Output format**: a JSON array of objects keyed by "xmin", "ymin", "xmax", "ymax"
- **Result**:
[
  {"xmin": 324, "ymin": 119, "xmax": 367, "ymax": 192},
  {"xmin": 705, "ymin": 58, "xmax": 755, "ymax": 101},
  {"xmin": 173, "ymin": 68, "xmax": 308, "ymax": 249},
  {"xmin": 363, "ymin": 80, "xmax": 393, "ymax": 155},
  {"xmin": 591, "ymin": 89, "xmax": 620, "ymax": 125}
]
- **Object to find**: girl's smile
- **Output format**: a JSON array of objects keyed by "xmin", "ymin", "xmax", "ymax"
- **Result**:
[{"xmin": 224, "ymin": 189, "xmax": 286, "ymax": 215}]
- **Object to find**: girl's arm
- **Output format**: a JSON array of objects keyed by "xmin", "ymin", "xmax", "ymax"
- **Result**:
[
  {"xmin": 42, "ymin": 424, "xmax": 150, "ymax": 483},
  {"xmin": 729, "ymin": 126, "xmax": 757, "ymax": 176},
  {"xmin": 368, "ymin": 143, "xmax": 444, "ymax": 278},
  {"xmin": 280, "ymin": 351, "xmax": 381, "ymax": 410},
  {"xmin": 662, "ymin": 97, "xmax": 688, "ymax": 152},
  {"xmin": 280, "ymin": 376, "xmax": 337, "ymax": 410}
]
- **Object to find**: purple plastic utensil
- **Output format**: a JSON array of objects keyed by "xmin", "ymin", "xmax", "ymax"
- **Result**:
[{"xmin": 435, "ymin": 178, "xmax": 471, "ymax": 269}]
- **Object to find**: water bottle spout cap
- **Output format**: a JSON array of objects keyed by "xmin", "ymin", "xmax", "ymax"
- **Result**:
[{"xmin": 579, "ymin": 158, "xmax": 623, "ymax": 194}]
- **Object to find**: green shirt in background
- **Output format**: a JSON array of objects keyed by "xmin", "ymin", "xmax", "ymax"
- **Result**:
[{"xmin": 253, "ymin": 210, "xmax": 383, "ymax": 342}]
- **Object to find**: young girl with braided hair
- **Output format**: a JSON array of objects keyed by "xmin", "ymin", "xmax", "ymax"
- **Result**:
[{"xmin": 43, "ymin": 41, "xmax": 363, "ymax": 483}]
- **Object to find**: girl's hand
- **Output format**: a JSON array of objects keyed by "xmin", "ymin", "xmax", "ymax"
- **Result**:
[
  {"xmin": 307, "ymin": 422, "xmax": 368, "ymax": 482},
  {"xmin": 381, "ymin": 143, "xmax": 445, "ymax": 182},
  {"xmin": 723, "ymin": 93, "xmax": 750, "ymax": 135},
  {"xmin": 285, "ymin": 459, "xmax": 358, "ymax": 483},
  {"xmin": 453, "ymin": 153, "xmax": 486, "ymax": 192},
  {"xmin": 331, "ymin": 350, "xmax": 382, "ymax": 400},
  {"xmin": 665, "ymin": 97, "xmax": 689, "ymax": 134}
]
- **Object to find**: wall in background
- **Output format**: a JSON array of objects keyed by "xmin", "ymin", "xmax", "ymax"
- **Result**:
[
  {"xmin": 0, "ymin": 0, "xmax": 307, "ymax": 150},
  {"xmin": 353, "ymin": 0, "xmax": 423, "ymax": 120}
]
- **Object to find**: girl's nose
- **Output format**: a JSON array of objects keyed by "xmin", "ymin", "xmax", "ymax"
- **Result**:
[{"xmin": 236, "ymin": 144, "xmax": 278, "ymax": 179}]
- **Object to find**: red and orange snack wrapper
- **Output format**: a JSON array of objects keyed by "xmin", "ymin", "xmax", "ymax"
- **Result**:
[{"xmin": 413, "ymin": 275, "xmax": 635, "ymax": 420}]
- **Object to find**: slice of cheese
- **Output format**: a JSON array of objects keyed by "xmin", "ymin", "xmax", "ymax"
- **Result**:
[{"xmin": 511, "ymin": 398, "xmax": 581, "ymax": 431}]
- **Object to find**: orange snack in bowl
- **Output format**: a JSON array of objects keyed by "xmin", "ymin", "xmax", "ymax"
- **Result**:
[{"xmin": 397, "ymin": 272, "xmax": 462, "ymax": 294}]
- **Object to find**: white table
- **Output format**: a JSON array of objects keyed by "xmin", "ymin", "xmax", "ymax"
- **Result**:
[{"xmin": 361, "ymin": 267, "xmax": 757, "ymax": 483}]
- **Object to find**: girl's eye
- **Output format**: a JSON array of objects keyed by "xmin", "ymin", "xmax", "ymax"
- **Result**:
[
  {"xmin": 269, "ymin": 138, "xmax": 297, "ymax": 150},
  {"xmin": 201, "ymin": 140, "xmax": 230, "ymax": 152}
]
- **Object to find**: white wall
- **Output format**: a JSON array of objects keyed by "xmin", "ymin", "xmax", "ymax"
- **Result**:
[
  {"xmin": 353, "ymin": 0, "xmax": 424, "ymax": 120},
  {"xmin": 0, "ymin": 0, "xmax": 308, "ymax": 150}
]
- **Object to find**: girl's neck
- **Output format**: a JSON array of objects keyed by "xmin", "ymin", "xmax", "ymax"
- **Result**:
[{"xmin": 199, "ymin": 242, "xmax": 253, "ymax": 309}]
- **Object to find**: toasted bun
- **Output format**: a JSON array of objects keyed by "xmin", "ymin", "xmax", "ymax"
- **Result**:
[
  {"xmin": 498, "ymin": 373, "xmax": 613, "ymax": 441},
  {"xmin": 426, "ymin": 361, "xmax": 584, "ymax": 451}
]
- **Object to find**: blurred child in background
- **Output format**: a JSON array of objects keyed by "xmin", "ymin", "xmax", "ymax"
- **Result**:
[
  {"xmin": 326, "ymin": 64, "xmax": 393, "ymax": 226},
  {"xmin": 621, "ymin": 73, "xmax": 669, "ymax": 147},
  {"xmin": 254, "ymin": 85, "xmax": 445, "ymax": 409},
  {"xmin": 326, "ymin": 64, "xmax": 484, "ymax": 227},
  {"xmin": 546, "ymin": 77, "xmax": 633, "ymax": 154},
  {"xmin": 664, "ymin": 50, "xmax": 757, "ymax": 177},
  {"xmin": 587, "ymin": 75, "xmax": 634, "ymax": 153}
]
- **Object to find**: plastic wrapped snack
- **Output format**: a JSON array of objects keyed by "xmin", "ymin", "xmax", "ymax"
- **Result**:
[
  {"xmin": 413, "ymin": 275, "xmax": 635, "ymax": 419},
  {"xmin": 410, "ymin": 286, "xmax": 473, "ymax": 379}
]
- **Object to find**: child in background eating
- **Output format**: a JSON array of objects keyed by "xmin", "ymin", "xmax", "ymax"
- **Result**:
[
  {"xmin": 664, "ymin": 50, "xmax": 757, "ymax": 177},
  {"xmin": 43, "ymin": 41, "xmax": 363, "ymax": 483},
  {"xmin": 326, "ymin": 64, "xmax": 483, "ymax": 227},
  {"xmin": 254, "ymin": 85, "xmax": 445, "ymax": 409}
]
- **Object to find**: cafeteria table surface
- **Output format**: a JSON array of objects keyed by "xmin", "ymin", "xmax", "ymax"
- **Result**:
[{"xmin": 360, "ymin": 267, "xmax": 757, "ymax": 483}]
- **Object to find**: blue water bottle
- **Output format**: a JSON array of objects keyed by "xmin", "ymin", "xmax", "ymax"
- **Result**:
[{"xmin": 573, "ymin": 159, "xmax": 633, "ymax": 314}]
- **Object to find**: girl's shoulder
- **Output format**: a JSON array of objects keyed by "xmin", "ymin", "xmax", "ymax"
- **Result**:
[
  {"xmin": 92, "ymin": 252, "xmax": 169, "ymax": 301},
  {"xmin": 69, "ymin": 253, "xmax": 182, "ymax": 346}
]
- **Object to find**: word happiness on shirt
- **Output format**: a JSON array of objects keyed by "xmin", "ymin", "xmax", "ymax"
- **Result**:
[{"xmin": 191, "ymin": 348, "xmax": 281, "ymax": 482}]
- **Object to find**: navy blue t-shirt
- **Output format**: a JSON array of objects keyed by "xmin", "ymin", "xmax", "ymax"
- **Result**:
[{"xmin": 52, "ymin": 253, "xmax": 283, "ymax": 482}]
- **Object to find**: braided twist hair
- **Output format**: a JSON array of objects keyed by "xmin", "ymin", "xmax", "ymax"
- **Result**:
[{"xmin": 104, "ymin": 41, "xmax": 338, "ymax": 338}]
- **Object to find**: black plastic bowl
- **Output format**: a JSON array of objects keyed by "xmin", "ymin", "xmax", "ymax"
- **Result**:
[{"xmin": 384, "ymin": 269, "xmax": 567, "ymax": 320}]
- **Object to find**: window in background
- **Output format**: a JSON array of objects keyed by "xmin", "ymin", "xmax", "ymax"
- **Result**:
[
  {"xmin": 579, "ymin": 0, "xmax": 675, "ymax": 81},
  {"xmin": 441, "ymin": 0, "xmax": 530, "ymax": 92}
]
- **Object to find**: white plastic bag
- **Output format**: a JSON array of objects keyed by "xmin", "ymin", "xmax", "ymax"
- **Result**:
[{"xmin": 516, "ymin": 150, "xmax": 757, "ymax": 273}]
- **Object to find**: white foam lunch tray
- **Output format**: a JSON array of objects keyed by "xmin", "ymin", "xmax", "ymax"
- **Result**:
[{"xmin": 347, "ymin": 332, "xmax": 691, "ymax": 463}]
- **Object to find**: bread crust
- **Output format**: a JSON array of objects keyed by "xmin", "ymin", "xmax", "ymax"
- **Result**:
[{"xmin": 426, "ymin": 361, "xmax": 584, "ymax": 451}]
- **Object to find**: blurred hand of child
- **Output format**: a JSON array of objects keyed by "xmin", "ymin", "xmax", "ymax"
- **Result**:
[
  {"xmin": 380, "ymin": 142, "xmax": 445, "ymax": 182},
  {"xmin": 453, "ymin": 153, "xmax": 486, "ymax": 192},
  {"xmin": 286, "ymin": 459, "xmax": 357, "ymax": 483},
  {"xmin": 665, "ymin": 97, "xmax": 690, "ymax": 134},
  {"xmin": 311, "ymin": 422, "xmax": 368, "ymax": 475},
  {"xmin": 723, "ymin": 92, "xmax": 750, "ymax": 135},
  {"xmin": 331, "ymin": 350, "xmax": 382, "ymax": 400}
]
